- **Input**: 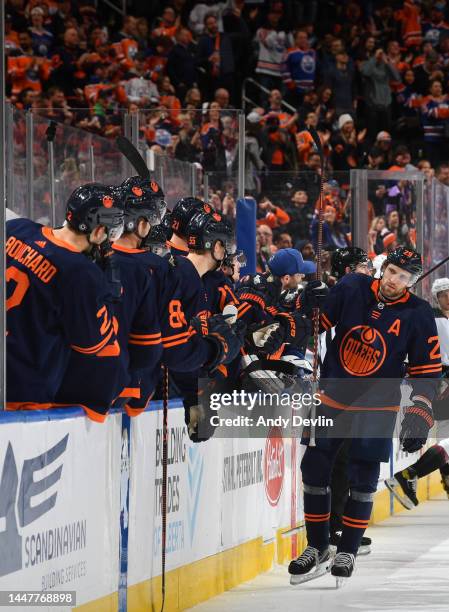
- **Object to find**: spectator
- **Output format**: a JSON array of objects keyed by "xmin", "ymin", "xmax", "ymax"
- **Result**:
[
  {"xmin": 256, "ymin": 223, "xmax": 276, "ymax": 272},
  {"xmin": 264, "ymin": 89, "xmax": 297, "ymax": 131},
  {"xmin": 29, "ymin": 6, "xmax": 53, "ymax": 57},
  {"xmin": 315, "ymin": 85, "xmax": 335, "ymax": 126},
  {"xmin": 422, "ymin": 3, "xmax": 449, "ymax": 48},
  {"xmin": 282, "ymin": 29, "xmax": 316, "ymax": 105},
  {"xmin": 436, "ymin": 162, "xmax": 449, "ymax": 186},
  {"xmin": 115, "ymin": 15, "xmax": 138, "ymax": 42},
  {"xmin": 152, "ymin": 7, "xmax": 179, "ymax": 39},
  {"xmin": 389, "ymin": 144, "xmax": 416, "ymax": 171},
  {"xmin": 255, "ymin": 4, "xmax": 292, "ymax": 92},
  {"xmin": 274, "ymin": 231, "xmax": 293, "ymax": 249},
  {"xmin": 189, "ymin": 1, "xmax": 226, "ymax": 36},
  {"xmin": 295, "ymin": 111, "xmax": 318, "ymax": 164},
  {"xmin": 324, "ymin": 51, "xmax": 355, "ymax": 117},
  {"xmin": 50, "ymin": 27, "xmax": 84, "ymax": 97},
  {"xmin": 46, "ymin": 86, "xmax": 73, "ymax": 124},
  {"xmin": 374, "ymin": 130, "xmax": 393, "ymax": 168},
  {"xmin": 260, "ymin": 114, "xmax": 296, "ymax": 173},
  {"xmin": 368, "ymin": 215, "xmax": 387, "ymax": 255},
  {"xmin": 122, "ymin": 54, "xmax": 159, "ymax": 106},
  {"xmin": 413, "ymin": 48, "xmax": 442, "ymax": 95},
  {"xmin": 285, "ymin": 190, "xmax": 314, "ymax": 241},
  {"xmin": 360, "ymin": 47, "xmax": 400, "ymax": 139},
  {"xmin": 196, "ymin": 13, "xmax": 235, "ymax": 101},
  {"xmin": 256, "ymin": 196, "xmax": 290, "ymax": 228},
  {"xmin": 418, "ymin": 158, "xmax": 434, "ymax": 181},
  {"xmin": 420, "ymin": 80, "xmax": 449, "ymax": 167},
  {"xmin": 214, "ymin": 87, "xmax": 233, "ymax": 116},
  {"xmin": 174, "ymin": 113, "xmax": 201, "ymax": 163},
  {"xmin": 166, "ymin": 27, "xmax": 197, "ymax": 100},
  {"xmin": 8, "ymin": 31, "xmax": 50, "ymax": 97},
  {"xmin": 184, "ymin": 87, "xmax": 202, "ymax": 109},
  {"xmin": 311, "ymin": 205, "xmax": 349, "ymax": 250},
  {"xmin": 296, "ymin": 238, "xmax": 316, "ymax": 261},
  {"xmin": 330, "ymin": 113, "xmax": 364, "ymax": 174}
]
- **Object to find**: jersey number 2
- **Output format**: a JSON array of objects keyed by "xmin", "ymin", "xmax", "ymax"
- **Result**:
[{"xmin": 6, "ymin": 266, "xmax": 30, "ymax": 311}]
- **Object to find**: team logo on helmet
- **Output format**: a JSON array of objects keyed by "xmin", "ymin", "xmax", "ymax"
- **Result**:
[
  {"xmin": 132, "ymin": 186, "xmax": 143, "ymax": 197},
  {"xmin": 339, "ymin": 325, "xmax": 386, "ymax": 376},
  {"xmin": 150, "ymin": 181, "xmax": 159, "ymax": 192},
  {"xmin": 203, "ymin": 203, "xmax": 212, "ymax": 213},
  {"xmin": 102, "ymin": 195, "xmax": 114, "ymax": 208},
  {"xmin": 212, "ymin": 212, "xmax": 222, "ymax": 221}
]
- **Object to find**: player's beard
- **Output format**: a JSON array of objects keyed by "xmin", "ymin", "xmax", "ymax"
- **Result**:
[{"xmin": 379, "ymin": 278, "xmax": 407, "ymax": 301}]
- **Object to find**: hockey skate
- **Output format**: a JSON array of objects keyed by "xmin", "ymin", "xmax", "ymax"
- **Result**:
[
  {"xmin": 331, "ymin": 552, "xmax": 355, "ymax": 588},
  {"xmin": 288, "ymin": 546, "xmax": 331, "ymax": 585},
  {"xmin": 384, "ymin": 471, "xmax": 418, "ymax": 509},
  {"xmin": 330, "ymin": 532, "xmax": 371, "ymax": 556}
]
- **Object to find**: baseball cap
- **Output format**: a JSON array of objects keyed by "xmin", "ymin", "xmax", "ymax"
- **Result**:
[
  {"xmin": 302, "ymin": 260, "xmax": 317, "ymax": 275},
  {"xmin": 268, "ymin": 248, "xmax": 307, "ymax": 276}
]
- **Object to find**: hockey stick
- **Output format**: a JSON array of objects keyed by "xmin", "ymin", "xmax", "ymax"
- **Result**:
[
  {"xmin": 116, "ymin": 135, "xmax": 151, "ymax": 179},
  {"xmin": 160, "ymin": 364, "xmax": 169, "ymax": 612},
  {"xmin": 417, "ymin": 254, "xmax": 449, "ymax": 284},
  {"xmin": 307, "ymin": 128, "xmax": 325, "ymax": 446}
]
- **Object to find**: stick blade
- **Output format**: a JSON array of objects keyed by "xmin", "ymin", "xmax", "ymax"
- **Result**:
[{"xmin": 116, "ymin": 135, "xmax": 151, "ymax": 179}]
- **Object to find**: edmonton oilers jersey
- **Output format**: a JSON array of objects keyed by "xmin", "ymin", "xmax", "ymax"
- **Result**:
[
  {"xmin": 319, "ymin": 273, "xmax": 441, "ymax": 407},
  {"xmin": 6, "ymin": 218, "xmax": 120, "ymax": 416}
]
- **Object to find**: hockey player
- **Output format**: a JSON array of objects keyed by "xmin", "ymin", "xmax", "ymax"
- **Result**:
[
  {"xmin": 385, "ymin": 438, "xmax": 449, "ymax": 508},
  {"xmin": 289, "ymin": 247, "xmax": 441, "ymax": 586},
  {"xmin": 6, "ymin": 183, "xmax": 125, "ymax": 421},
  {"xmin": 111, "ymin": 185, "xmax": 243, "ymax": 417},
  {"xmin": 58, "ymin": 177, "xmax": 166, "ymax": 416},
  {"xmin": 327, "ymin": 247, "xmax": 374, "ymax": 556}
]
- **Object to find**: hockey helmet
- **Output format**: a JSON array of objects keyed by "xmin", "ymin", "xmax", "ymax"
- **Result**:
[
  {"xmin": 171, "ymin": 197, "xmax": 213, "ymax": 238},
  {"xmin": 431, "ymin": 277, "xmax": 449, "ymax": 301},
  {"xmin": 223, "ymin": 249, "xmax": 247, "ymax": 268},
  {"xmin": 141, "ymin": 222, "xmax": 170, "ymax": 256},
  {"xmin": 119, "ymin": 176, "xmax": 166, "ymax": 232},
  {"xmin": 385, "ymin": 247, "xmax": 423, "ymax": 284},
  {"xmin": 66, "ymin": 183, "xmax": 124, "ymax": 241},
  {"xmin": 186, "ymin": 210, "xmax": 236, "ymax": 254},
  {"xmin": 331, "ymin": 247, "xmax": 371, "ymax": 278}
]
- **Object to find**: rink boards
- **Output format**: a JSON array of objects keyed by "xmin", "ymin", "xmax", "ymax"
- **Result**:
[{"xmin": 0, "ymin": 406, "xmax": 443, "ymax": 612}]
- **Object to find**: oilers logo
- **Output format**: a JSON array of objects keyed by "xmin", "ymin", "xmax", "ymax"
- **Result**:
[{"xmin": 339, "ymin": 325, "xmax": 386, "ymax": 376}]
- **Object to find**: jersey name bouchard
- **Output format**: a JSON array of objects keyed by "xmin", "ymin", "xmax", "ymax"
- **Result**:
[{"xmin": 6, "ymin": 236, "xmax": 57, "ymax": 283}]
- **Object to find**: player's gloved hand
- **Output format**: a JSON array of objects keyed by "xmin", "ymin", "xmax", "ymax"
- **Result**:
[
  {"xmin": 299, "ymin": 280, "xmax": 329, "ymax": 315},
  {"xmin": 237, "ymin": 274, "xmax": 282, "ymax": 309},
  {"xmin": 191, "ymin": 313, "xmax": 243, "ymax": 368},
  {"xmin": 250, "ymin": 322, "xmax": 284, "ymax": 355},
  {"xmin": 275, "ymin": 312, "xmax": 312, "ymax": 347},
  {"xmin": 400, "ymin": 399, "xmax": 434, "ymax": 453}
]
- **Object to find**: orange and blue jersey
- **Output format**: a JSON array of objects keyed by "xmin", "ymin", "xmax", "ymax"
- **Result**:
[
  {"xmin": 57, "ymin": 244, "xmax": 163, "ymax": 417},
  {"xmin": 5, "ymin": 218, "xmax": 122, "ymax": 420},
  {"xmin": 319, "ymin": 273, "xmax": 441, "ymax": 408}
]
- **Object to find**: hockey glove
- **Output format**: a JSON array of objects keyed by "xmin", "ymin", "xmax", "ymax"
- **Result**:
[
  {"xmin": 275, "ymin": 312, "xmax": 312, "ymax": 347},
  {"xmin": 400, "ymin": 399, "xmax": 434, "ymax": 453},
  {"xmin": 250, "ymin": 322, "xmax": 284, "ymax": 355},
  {"xmin": 191, "ymin": 313, "xmax": 243, "ymax": 370},
  {"xmin": 299, "ymin": 280, "xmax": 329, "ymax": 316}
]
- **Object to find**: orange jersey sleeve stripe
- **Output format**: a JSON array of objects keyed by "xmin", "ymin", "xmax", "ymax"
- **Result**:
[
  {"xmin": 320, "ymin": 393, "xmax": 400, "ymax": 412},
  {"xmin": 71, "ymin": 327, "xmax": 115, "ymax": 355},
  {"xmin": 129, "ymin": 338, "xmax": 162, "ymax": 346},
  {"xmin": 129, "ymin": 332, "xmax": 161, "ymax": 340}
]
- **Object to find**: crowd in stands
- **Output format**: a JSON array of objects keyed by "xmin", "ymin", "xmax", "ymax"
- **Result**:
[{"xmin": 6, "ymin": 0, "xmax": 449, "ymax": 255}]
